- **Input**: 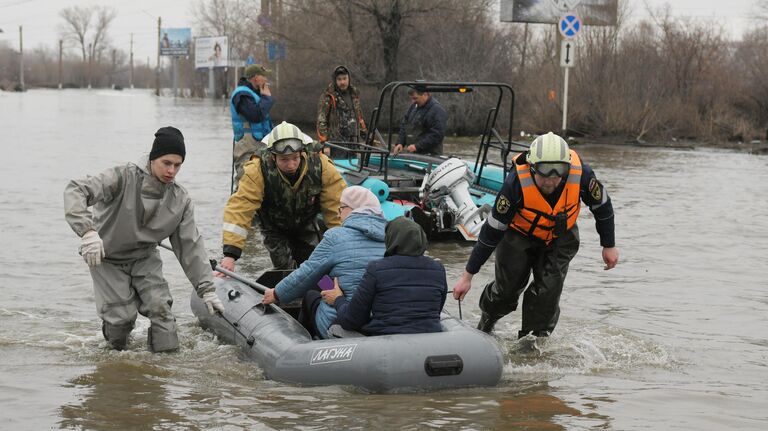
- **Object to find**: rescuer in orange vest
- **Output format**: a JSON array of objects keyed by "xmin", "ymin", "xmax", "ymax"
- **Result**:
[{"xmin": 452, "ymin": 132, "xmax": 619, "ymax": 338}]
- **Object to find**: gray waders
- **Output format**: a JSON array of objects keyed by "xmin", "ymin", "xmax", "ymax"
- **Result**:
[
  {"xmin": 232, "ymin": 134, "xmax": 266, "ymax": 191},
  {"xmin": 89, "ymin": 249, "xmax": 178, "ymax": 352},
  {"xmin": 478, "ymin": 225, "xmax": 580, "ymax": 338}
]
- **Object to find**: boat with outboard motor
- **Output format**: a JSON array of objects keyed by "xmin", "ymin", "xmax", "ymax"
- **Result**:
[
  {"xmin": 326, "ymin": 81, "xmax": 529, "ymax": 241},
  {"xmin": 190, "ymin": 268, "xmax": 505, "ymax": 393}
]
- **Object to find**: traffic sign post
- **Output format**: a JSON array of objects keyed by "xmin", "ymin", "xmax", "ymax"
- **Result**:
[
  {"xmin": 558, "ymin": 13, "xmax": 582, "ymax": 135},
  {"xmin": 560, "ymin": 40, "xmax": 575, "ymax": 68},
  {"xmin": 558, "ymin": 13, "xmax": 582, "ymax": 39},
  {"xmin": 560, "ymin": 40, "xmax": 575, "ymax": 134},
  {"xmin": 562, "ymin": 64, "xmax": 570, "ymax": 134}
]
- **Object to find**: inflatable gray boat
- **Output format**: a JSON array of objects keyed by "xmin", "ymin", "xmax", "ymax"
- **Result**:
[{"xmin": 190, "ymin": 270, "xmax": 505, "ymax": 393}]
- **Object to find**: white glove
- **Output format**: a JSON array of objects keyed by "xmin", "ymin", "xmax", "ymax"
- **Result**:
[
  {"xmin": 203, "ymin": 291, "xmax": 225, "ymax": 315},
  {"xmin": 79, "ymin": 230, "xmax": 105, "ymax": 267}
]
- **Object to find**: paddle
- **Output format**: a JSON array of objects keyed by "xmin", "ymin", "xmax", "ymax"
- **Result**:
[
  {"xmin": 157, "ymin": 242, "xmax": 267, "ymax": 346},
  {"xmin": 447, "ymin": 290, "xmax": 463, "ymax": 320},
  {"xmin": 157, "ymin": 242, "xmax": 265, "ymax": 294},
  {"xmin": 230, "ymin": 138, "xmax": 236, "ymax": 194}
]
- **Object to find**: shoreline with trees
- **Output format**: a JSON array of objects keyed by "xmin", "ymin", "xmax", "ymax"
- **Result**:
[{"xmin": 2, "ymin": 0, "xmax": 768, "ymax": 146}]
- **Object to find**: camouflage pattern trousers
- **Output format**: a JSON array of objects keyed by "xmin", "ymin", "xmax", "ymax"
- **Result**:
[
  {"xmin": 260, "ymin": 218, "xmax": 323, "ymax": 270},
  {"xmin": 479, "ymin": 225, "xmax": 580, "ymax": 338}
]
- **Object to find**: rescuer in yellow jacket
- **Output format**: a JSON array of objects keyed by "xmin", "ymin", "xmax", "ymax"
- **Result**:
[
  {"xmin": 452, "ymin": 132, "xmax": 619, "ymax": 339},
  {"xmin": 220, "ymin": 121, "xmax": 346, "ymax": 271}
]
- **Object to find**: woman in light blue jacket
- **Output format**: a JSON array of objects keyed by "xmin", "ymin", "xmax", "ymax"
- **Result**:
[{"xmin": 262, "ymin": 186, "xmax": 386, "ymax": 338}]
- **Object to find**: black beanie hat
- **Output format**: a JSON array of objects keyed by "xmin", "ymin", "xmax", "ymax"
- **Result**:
[{"xmin": 150, "ymin": 126, "xmax": 186, "ymax": 161}]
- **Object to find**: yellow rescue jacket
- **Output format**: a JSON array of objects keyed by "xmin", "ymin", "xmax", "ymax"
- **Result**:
[
  {"xmin": 222, "ymin": 152, "xmax": 346, "ymax": 252},
  {"xmin": 510, "ymin": 150, "xmax": 582, "ymax": 243}
]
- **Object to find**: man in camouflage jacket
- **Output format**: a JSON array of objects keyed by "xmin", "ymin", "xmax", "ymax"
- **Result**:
[
  {"xmin": 316, "ymin": 65, "xmax": 367, "ymax": 157},
  {"xmin": 220, "ymin": 122, "xmax": 346, "ymax": 271}
]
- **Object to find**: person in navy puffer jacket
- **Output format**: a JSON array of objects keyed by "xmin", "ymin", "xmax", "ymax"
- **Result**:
[
  {"xmin": 322, "ymin": 216, "xmax": 447, "ymax": 335},
  {"xmin": 261, "ymin": 186, "xmax": 386, "ymax": 338}
]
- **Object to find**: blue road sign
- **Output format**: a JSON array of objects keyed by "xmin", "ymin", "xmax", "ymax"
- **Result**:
[
  {"xmin": 267, "ymin": 41, "xmax": 286, "ymax": 61},
  {"xmin": 558, "ymin": 14, "xmax": 582, "ymax": 39},
  {"xmin": 246, "ymin": 55, "xmax": 255, "ymax": 65}
]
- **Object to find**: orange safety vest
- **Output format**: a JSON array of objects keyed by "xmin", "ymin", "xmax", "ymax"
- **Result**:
[{"xmin": 510, "ymin": 150, "xmax": 582, "ymax": 243}]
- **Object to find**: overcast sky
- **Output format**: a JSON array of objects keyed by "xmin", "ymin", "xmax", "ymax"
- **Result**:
[{"xmin": 0, "ymin": 0, "xmax": 762, "ymax": 64}]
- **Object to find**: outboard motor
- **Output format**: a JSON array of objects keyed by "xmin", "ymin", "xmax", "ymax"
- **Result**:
[{"xmin": 420, "ymin": 158, "xmax": 491, "ymax": 240}]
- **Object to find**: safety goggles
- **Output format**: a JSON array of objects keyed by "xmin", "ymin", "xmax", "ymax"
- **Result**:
[
  {"xmin": 531, "ymin": 162, "xmax": 569, "ymax": 178},
  {"xmin": 269, "ymin": 138, "xmax": 304, "ymax": 154}
]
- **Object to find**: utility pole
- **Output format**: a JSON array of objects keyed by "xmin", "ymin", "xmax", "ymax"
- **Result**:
[
  {"xmin": 172, "ymin": 56, "xmax": 178, "ymax": 97},
  {"xmin": 520, "ymin": 23, "xmax": 529, "ymax": 83},
  {"xmin": 130, "ymin": 33, "xmax": 134, "ymax": 89},
  {"xmin": 156, "ymin": 17, "xmax": 161, "ymax": 96},
  {"xmin": 87, "ymin": 42, "xmax": 92, "ymax": 89},
  {"xmin": 19, "ymin": 25, "xmax": 24, "ymax": 91},
  {"xmin": 111, "ymin": 48, "xmax": 116, "ymax": 88},
  {"xmin": 58, "ymin": 39, "xmax": 63, "ymax": 89}
]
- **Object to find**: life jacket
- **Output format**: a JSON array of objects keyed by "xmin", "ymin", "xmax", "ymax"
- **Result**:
[
  {"xmin": 259, "ymin": 151, "xmax": 324, "ymax": 231},
  {"xmin": 229, "ymin": 85, "xmax": 272, "ymax": 141},
  {"xmin": 510, "ymin": 150, "xmax": 582, "ymax": 243}
]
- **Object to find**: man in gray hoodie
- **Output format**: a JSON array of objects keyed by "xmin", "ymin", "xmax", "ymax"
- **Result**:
[{"xmin": 64, "ymin": 127, "xmax": 224, "ymax": 352}]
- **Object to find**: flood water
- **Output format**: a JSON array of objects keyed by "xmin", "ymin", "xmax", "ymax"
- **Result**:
[{"xmin": 1, "ymin": 89, "xmax": 766, "ymax": 430}]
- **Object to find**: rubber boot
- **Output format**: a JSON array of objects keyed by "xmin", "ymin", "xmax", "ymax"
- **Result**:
[
  {"xmin": 518, "ymin": 329, "xmax": 550, "ymax": 339},
  {"xmin": 102, "ymin": 321, "xmax": 135, "ymax": 351},
  {"xmin": 147, "ymin": 326, "xmax": 179, "ymax": 353},
  {"xmin": 477, "ymin": 313, "xmax": 500, "ymax": 334}
]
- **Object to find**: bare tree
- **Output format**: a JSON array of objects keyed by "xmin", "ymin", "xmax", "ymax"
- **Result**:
[
  {"xmin": 89, "ymin": 7, "xmax": 117, "ymax": 65},
  {"xmin": 192, "ymin": 0, "xmax": 261, "ymax": 60},
  {"xmin": 733, "ymin": 26, "xmax": 768, "ymax": 138},
  {"xmin": 269, "ymin": 0, "xmax": 450, "ymax": 85},
  {"xmin": 182, "ymin": 0, "xmax": 768, "ymax": 141},
  {"xmin": 59, "ymin": 6, "xmax": 91, "ymax": 63},
  {"xmin": 59, "ymin": 5, "xmax": 116, "ymax": 86},
  {"xmin": 345, "ymin": 0, "xmax": 448, "ymax": 84},
  {"xmin": 754, "ymin": 0, "xmax": 768, "ymax": 20}
]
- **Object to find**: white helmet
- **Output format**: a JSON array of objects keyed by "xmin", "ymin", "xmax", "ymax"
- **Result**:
[
  {"xmin": 266, "ymin": 121, "xmax": 306, "ymax": 154},
  {"xmin": 526, "ymin": 132, "xmax": 571, "ymax": 177}
]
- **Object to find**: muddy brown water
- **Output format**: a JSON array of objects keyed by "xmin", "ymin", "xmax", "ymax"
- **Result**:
[{"xmin": 1, "ymin": 90, "xmax": 766, "ymax": 430}]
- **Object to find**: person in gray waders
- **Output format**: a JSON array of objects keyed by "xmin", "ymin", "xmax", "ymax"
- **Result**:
[{"xmin": 64, "ymin": 127, "xmax": 224, "ymax": 352}]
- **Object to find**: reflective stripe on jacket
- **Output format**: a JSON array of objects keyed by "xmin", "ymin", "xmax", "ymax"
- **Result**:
[
  {"xmin": 222, "ymin": 152, "xmax": 346, "ymax": 253},
  {"xmin": 229, "ymin": 85, "xmax": 272, "ymax": 141},
  {"xmin": 510, "ymin": 150, "xmax": 582, "ymax": 243}
]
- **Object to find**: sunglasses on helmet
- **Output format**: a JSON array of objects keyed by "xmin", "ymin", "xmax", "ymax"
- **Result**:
[
  {"xmin": 531, "ymin": 162, "xmax": 569, "ymax": 178},
  {"xmin": 269, "ymin": 138, "xmax": 304, "ymax": 154}
]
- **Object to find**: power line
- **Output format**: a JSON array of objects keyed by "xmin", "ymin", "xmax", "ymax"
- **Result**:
[{"xmin": 0, "ymin": 0, "xmax": 41, "ymax": 9}]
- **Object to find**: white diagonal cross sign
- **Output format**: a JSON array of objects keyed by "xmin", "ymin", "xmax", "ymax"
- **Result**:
[{"xmin": 558, "ymin": 14, "xmax": 582, "ymax": 39}]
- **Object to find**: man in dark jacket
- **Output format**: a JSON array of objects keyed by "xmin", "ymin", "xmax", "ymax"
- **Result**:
[
  {"xmin": 393, "ymin": 88, "xmax": 448, "ymax": 156},
  {"xmin": 321, "ymin": 216, "xmax": 447, "ymax": 335},
  {"xmin": 229, "ymin": 65, "xmax": 275, "ymax": 187}
]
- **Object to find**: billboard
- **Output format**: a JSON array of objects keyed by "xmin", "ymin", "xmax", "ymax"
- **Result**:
[
  {"xmin": 500, "ymin": 0, "xmax": 617, "ymax": 26},
  {"xmin": 195, "ymin": 36, "xmax": 229, "ymax": 69},
  {"xmin": 159, "ymin": 28, "xmax": 192, "ymax": 56}
]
